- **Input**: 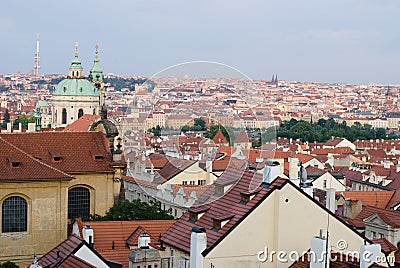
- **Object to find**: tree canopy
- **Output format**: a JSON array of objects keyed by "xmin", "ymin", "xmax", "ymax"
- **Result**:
[
  {"xmin": 90, "ymin": 199, "xmax": 175, "ymax": 221},
  {"xmin": 277, "ymin": 118, "xmax": 390, "ymax": 142}
]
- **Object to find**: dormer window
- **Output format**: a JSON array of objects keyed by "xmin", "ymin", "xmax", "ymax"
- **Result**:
[
  {"xmin": 49, "ymin": 150, "xmax": 62, "ymax": 162},
  {"xmin": 91, "ymin": 150, "xmax": 104, "ymax": 161},
  {"xmin": 188, "ymin": 206, "xmax": 209, "ymax": 223},
  {"xmin": 7, "ymin": 157, "xmax": 21, "ymax": 168},
  {"xmin": 239, "ymin": 190, "xmax": 259, "ymax": 205},
  {"xmin": 211, "ymin": 214, "xmax": 233, "ymax": 232},
  {"xmin": 214, "ymin": 185, "xmax": 224, "ymax": 196},
  {"xmin": 240, "ymin": 193, "xmax": 250, "ymax": 204}
]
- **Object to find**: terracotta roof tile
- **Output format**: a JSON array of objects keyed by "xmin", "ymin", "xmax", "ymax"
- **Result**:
[
  {"xmin": 371, "ymin": 238, "xmax": 397, "ymax": 254},
  {"xmin": 212, "ymin": 130, "xmax": 228, "ymax": 144},
  {"xmin": 75, "ymin": 218, "xmax": 176, "ymax": 251},
  {"xmin": 57, "ymin": 254, "xmax": 96, "ymax": 268},
  {"xmin": 38, "ymin": 234, "xmax": 84, "ymax": 267},
  {"xmin": 64, "ymin": 114, "xmax": 101, "ymax": 132},
  {"xmin": 0, "ymin": 132, "xmax": 114, "ymax": 173},
  {"xmin": 234, "ymin": 130, "xmax": 249, "ymax": 143},
  {"xmin": 341, "ymin": 191, "xmax": 394, "ymax": 209},
  {"xmin": 0, "ymin": 137, "xmax": 72, "ymax": 181}
]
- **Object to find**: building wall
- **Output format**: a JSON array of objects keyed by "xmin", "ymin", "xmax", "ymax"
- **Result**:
[
  {"xmin": 203, "ymin": 184, "xmax": 367, "ymax": 267},
  {"xmin": 69, "ymin": 172, "xmax": 118, "ymax": 216},
  {"xmin": 51, "ymin": 95, "xmax": 99, "ymax": 127},
  {"xmin": 0, "ymin": 180, "xmax": 69, "ymax": 267}
]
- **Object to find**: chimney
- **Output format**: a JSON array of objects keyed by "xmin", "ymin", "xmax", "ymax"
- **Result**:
[
  {"xmin": 289, "ymin": 157, "xmax": 299, "ymax": 180},
  {"xmin": 18, "ymin": 122, "xmax": 22, "ymax": 132},
  {"xmin": 360, "ymin": 244, "xmax": 381, "ymax": 268},
  {"xmin": 190, "ymin": 226, "xmax": 207, "ymax": 268},
  {"xmin": 326, "ymin": 188, "xmax": 336, "ymax": 213},
  {"xmin": 383, "ymin": 159, "xmax": 390, "ymax": 169},
  {"xmin": 262, "ymin": 161, "xmax": 281, "ymax": 185},
  {"xmin": 138, "ymin": 232, "xmax": 151, "ymax": 248},
  {"xmin": 310, "ymin": 235, "xmax": 330, "ymax": 268},
  {"xmin": 27, "ymin": 123, "xmax": 36, "ymax": 132},
  {"xmin": 82, "ymin": 225, "xmax": 94, "ymax": 247},
  {"xmin": 6, "ymin": 122, "xmax": 11, "ymax": 132},
  {"xmin": 205, "ymin": 158, "xmax": 212, "ymax": 173}
]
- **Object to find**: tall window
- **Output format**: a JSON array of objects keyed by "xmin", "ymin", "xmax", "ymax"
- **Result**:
[
  {"xmin": 2, "ymin": 196, "xmax": 27, "ymax": 233},
  {"xmin": 68, "ymin": 187, "xmax": 90, "ymax": 219},
  {"xmin": 62, "ymin": 108, "xmax": 67, "ymax": 124},
  {"xmin": 78, "ymin": 109, "xmax": 84, "ymax": 118}
]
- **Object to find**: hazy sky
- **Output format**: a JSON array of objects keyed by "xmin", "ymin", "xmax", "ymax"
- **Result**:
[{"xmin": 1, "ymin": 0, "xmax": 400, "ymax": 84}]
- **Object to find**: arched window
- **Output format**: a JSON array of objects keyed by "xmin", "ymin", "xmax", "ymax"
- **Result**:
[
  {"xmin": 62, "ymin": 108, "xmax": 67, "ymax": 124},
  {"xmin": 78, "ymin": 109, "xmax": 84, "ymax": 118},
  {"xmin": 68, "ymin": 187, "xmax": 90, "ymax": 219},
  {"xmin": 2, "ymin": 196, "xmax": 27, "ymax": 233}
]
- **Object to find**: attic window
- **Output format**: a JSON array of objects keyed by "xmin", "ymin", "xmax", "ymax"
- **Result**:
[
  {"xmin": 8, "ymin": 157, "xmax": 21, "ymax": 168},
  {"xmin": 49, "ymin": 150, "xmax": 62, "ymax": 162},
  {"xmin": 188, "ymin": 206, "xmax": 209, "ymax": 223},
  {"xmin": 94, "ymin": 155, "xmax": 104, "ymax": 160},
  {"xmin": 240, "ymin": 193, "xmax": 250, "ymax": 204},
  {"xmin": 211, "ymin": 214, "xmax": 233, "ymax": 232},
  {"xmin": 214, "ymin": 185, "xmax": 224, "ymax": 196},
  {"xmin": 239, "ymin": 190, "xmax": 259, "ymax": 204},
  {"xmin": 91, "ymin": 150, "xmax": 105, "ymax": 161}
]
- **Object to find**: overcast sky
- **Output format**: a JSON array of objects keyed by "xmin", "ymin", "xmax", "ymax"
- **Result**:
[{"xmin": 1, "ymin": 0, "xmax": 400, "ymax": 84}]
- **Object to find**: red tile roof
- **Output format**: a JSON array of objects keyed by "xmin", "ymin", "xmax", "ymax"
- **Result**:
[
  {"xmin": 0, "ymin": 132, "xmax": 114, "ymax": 173},
  {"xmin": 155, "ymin": 158, "xmax": 196, "ymax": 183},
  {"xmin": 340, "ymin": 191, "xmax": 394, "ymax": 209},
  {"xmin": 38, "ymin": 234, "xmax": 84, "ymax": 267},
  {"xmin": 64, "ymin": 114, "xmax": 101, "ymax": 132},
  {"xmin": 74, "ymin": 218, "xmax": 176, "ymax": 267},
  {"xmin": 0, "ymin": 137, "xmax": 72, "ymax": 181},
  {"xmin": 234, "ymin": 130, "xmax": 249, "ymax": 143},
  {"xmin": 371, "ymin": 238, "xmax": 397, "ymax": 254},
  {"xmin": 324, "ymin": 137, "xmax": 345, "ymax": 147},
  {"xmin": 212, "ymin": 129, "xmax": 228, "ymax": 144},
  {"xmin": 57, "ymin": 254, "xmax": 96, "ymax": 268},
  {"xmin": 161, "ymin": 168, "xmax": 288, "ymax": 254}
]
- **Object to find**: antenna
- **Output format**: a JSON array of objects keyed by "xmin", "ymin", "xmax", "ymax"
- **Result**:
[{"xmin": 33, "ymin": 34, "xmax": 40, "ymax": 76}]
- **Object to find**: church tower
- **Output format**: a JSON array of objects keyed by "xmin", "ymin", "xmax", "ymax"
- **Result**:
[
  {"xmin": 51, "ymin": 43, "xmax": 100, "ymax": 128},
  {"xmin": 89, "ymin": 45, "xmax": 106, "ymax": 116}
]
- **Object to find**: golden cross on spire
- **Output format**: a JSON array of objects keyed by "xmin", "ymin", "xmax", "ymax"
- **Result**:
[
  {"xmin": 95, "ymin": 45, "xmax": 99, "ymax": 61},
  {"xmin": 74, "ymin": 42, "xmax": 79, "ymax": 56}
]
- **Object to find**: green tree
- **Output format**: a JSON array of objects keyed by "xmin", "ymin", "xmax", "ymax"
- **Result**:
[
  {"xmin": 194, "ymin": 118, "xmax": 206, "ymax": 130},
  {"xmin": 0, "ymin": 261, "xmax": 19, "ymax": 268},
  {"xmin": 13, "ymin": 115, "xmax": 36, "ymax": 129},
  {"xmin": 90, "ymin": 199, "xmax": 175, "ymax": 221},
  {"xmin": 148, "ymin": 125, "xmax": 162, "ymax": 137}
]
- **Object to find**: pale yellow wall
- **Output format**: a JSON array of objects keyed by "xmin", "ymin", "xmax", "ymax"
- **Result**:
[
  {"xmin": 0, "ymin": 180, "xmax": 69, "ymax": 267},
  {"xmin": 159, "ymin": 164, "xmax": 210, "ymax": 189},
  {"xmin": 69, "ymin": 172, "xmax": 116, "ymax": 216},
  {"xmin": 204, "ymin": 183, "xmax": 367, "ymax": 268}
]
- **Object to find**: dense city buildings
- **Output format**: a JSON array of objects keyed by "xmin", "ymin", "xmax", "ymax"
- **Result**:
[{"xmin": 2, "ymin": 45, "xmax": 400, "ymax": 268}]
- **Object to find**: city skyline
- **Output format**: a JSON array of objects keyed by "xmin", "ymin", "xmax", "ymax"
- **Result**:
[{"xmin": 1, "ymin": 0, "xmax": 400, "ymax": 84}]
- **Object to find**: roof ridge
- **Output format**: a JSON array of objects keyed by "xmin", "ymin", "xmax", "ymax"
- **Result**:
[{"xmin": 0, "ymin": 136, "xmax": 72, "ymax": 179}]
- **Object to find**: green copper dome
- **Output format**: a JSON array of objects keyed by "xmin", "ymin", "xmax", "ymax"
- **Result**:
[
  {"xmin": 53, "ymin": 78, "xmax": 98, "ymax": 96},
  {"xmin": 53, "ymin": 43, "xmax": 99, "ymax": 97}
]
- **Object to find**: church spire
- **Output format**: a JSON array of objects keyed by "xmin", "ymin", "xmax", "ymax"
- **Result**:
[
  {"xmin": 68, "ymin": 42, "xmax": 83, "ymax": 78},
  {"xmin": 90, "ymin": 45, "xmax": 104, "ymax": 83}
]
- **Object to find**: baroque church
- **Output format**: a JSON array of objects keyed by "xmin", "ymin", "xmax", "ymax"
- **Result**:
[
  {"xmin": 0, "ymin": 44, "xmax": 125, "ymax": 267},
  {"xmin": 51, "ymin": 43, "xmax": 104, "ymax": 128}
]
